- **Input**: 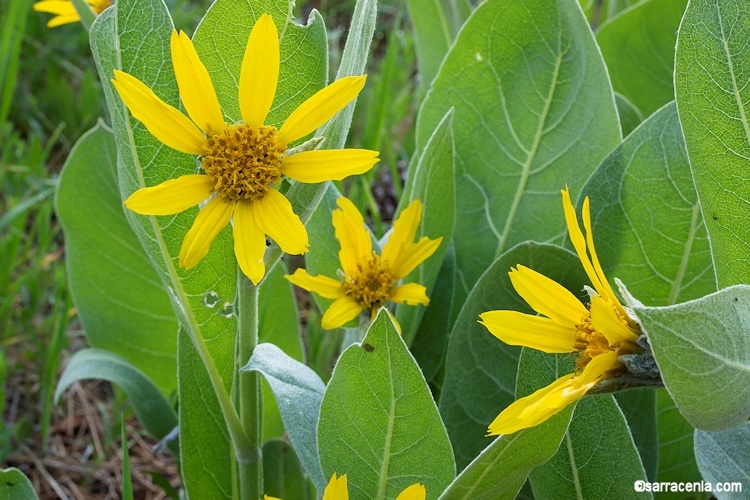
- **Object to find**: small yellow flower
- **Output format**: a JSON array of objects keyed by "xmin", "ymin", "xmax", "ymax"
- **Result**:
[
  {"xmin": 478, "ymin": 187, "xmax": 642, "ymax": 436},
  {"xmin": 321, "ymin": 473, "xmax": 426, "ymax": 500},
  {"xmin": 33, "ymin": 0, "xmax": 110, "ymax": 27},
  {"xmin": 286, "ymin": 197, "xmax": 442, "ymax": 330},
  {"xmin": 112, "ymin": 14, "xmax": 379, "ymax": 284}
]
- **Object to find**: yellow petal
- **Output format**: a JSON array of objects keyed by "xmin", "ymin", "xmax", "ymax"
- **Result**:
[
  {"xmin": 33, "ymin": 1, "xmax": 77, "ymax": 14},
  {"xmin": 112, "ymin": 70, "xmax": 206, "ymax": 155},
  {"xmin": 487, "ymin": 351, "xmax": 620, "ymax": 435},
  {"xmin": 391, "ymin": 283, "xmax": 429, "ymax": 306},
  {"xmin": 278, "ymin": 75, "xmax": 367, "ymax": 144},
  {"xmin": 239, "ymin": 13, "xmax": 279, "ymax": 128},
  {"xmin": 391, "ymin": 236, "xmax": 442, "ymax": 279},
  {"xmin": 321, "ymin": 296, "xmax": 364, "ymax": 330},
  {"xmin": 561, "ymin": 187, "xmax": 608, "ymax": 297},
  {"xmin": 396, "ymin": 483, "xmax": 426, "ymax": 500},
  {"xmin": 281, "ymin": 149, "xmax": 379, "ymax": 183},
  {"xmin": 233, "ymin": 201, "xmax": 266, "ymax": 285},
  {"xmin": 508, "ymin": 265, "xmax": 589, "ymax": 328},
  {"xmin": 254, "ymin": 189, "xmax": 308, "ymax": 255},
  {"xmin": 170, "ymin": 31, "xmax": 226, "ymax": 134},
  {"xmin": 332, "ymin": 197, "xmax": 372, "ymax": 277},
  {"xmin": 47, "ymin": 14, "xmax": 80, "ymax": 27},
  {"xmin": 123, "ymin": 174, "xmax": 213, "ymax": 216},
  {"xmin": 263, "ymin": 496, "xmax": 281, "ymax": 500},
  {"xmin": 322, "ymin": 473, "xmax": 348, "ymax": 500},
  {"xmin": 179, "ymin": 196, "xmax": 234, "ymax": 269},
  {"xmin": 381, "ymin": 199, "xmax": 422, "ymax": 265},
  {"xmin": 285, "ymin": 268, "xmax": 343, "ymax": 299},
  {"xmin": 479, "ymin": 310, "xmax": 575, "ymax": 353},
  {"xmin": 590, "ymin": 295, "xmax": 639, "ymax": 345}
]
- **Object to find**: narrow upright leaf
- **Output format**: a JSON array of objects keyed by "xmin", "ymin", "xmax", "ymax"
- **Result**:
[{"xmin": 263, "ymin": 440, "xmax": 314, "ymax": 500}]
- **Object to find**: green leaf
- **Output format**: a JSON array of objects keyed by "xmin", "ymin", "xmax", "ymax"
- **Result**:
[
  {"xmin": 397, "ymin": 109, "xmax": 455, "ymax": 344},
  {"xmin": 70, "ymin": 0, "xmax": 96, "ymax": 30},
  {"xmin": 616, "ymin": 389, "xmax": 658, "ymax": 481},
  {"xmin": 0, "ymin": 468, "xmax": 37, "ymax": 500},
  {"xmin": 243, "ymin": 343, "xmax": 328, "ymax": 492},
  {"xmin": 318, "ymin": 311, "xmax": 455, "ymax": 499},
  {"xmin": 438, "ymin": 349, "xmax": 574, "ymax": 500},
  {"xmin": 416, "ymin": 0, "xmax": 621, "ymax": 317},
  {"xmin": 694, "ymin": 423, "xmax": 750, "ymax": 498},
  {"xmin": 121, "ymin": 421, "xmax": 133, "ymax": 500},
  {"xmin": 615, "ymin": 93, "xmax": 644, "ymax": 138},
  {"xmin": 54, "ymin": 349, "xmax": 177, "ymax": 441},
  {"xmin": 263, "ymin": 440, "xmax": 314, "ymax": 500},
  {"xmin": 597, "ymin": 0, "xmax": 687, "ymax": 116},
  {"xmin": 578, "ymin": 0, "xmax": 637, "ymax": 26},
  {"xmin": 438, "ymin": 242, "xmax": 587, "ymax": 469},
  {"xmin": 56, "ymin": 122, "xmax": 178, "ymax": 396},
  {"xmin": 675, "ymin": 0, "xmax": 750, "ymax": 287},
  {"xmin": 655, "ymin": 389, "xmax": 702, "ymax": 497},
  {"xmin": 632, "ymin": 285, "xmax": 750, "ymax": 430},
  {"xmin": 580, "ymin": 102, "xmax": 715, "ymax": 307}
]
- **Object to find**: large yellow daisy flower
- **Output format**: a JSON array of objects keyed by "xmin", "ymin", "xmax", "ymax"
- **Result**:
[
  {"xmin": 112, "ymin": 14, "xmax": 379, "ymax": 284},
  {"xmin": 33, "ymin": 0, "xmax": 110, "ymax": 28},
  {"xmin": 286, "ymin": 197, "xmax": 442, "ymax": 330},
  {"xmin": 478, "ymin": 187, "xmax": 643, "ymax": 436},
  {"xmin": 321, "ymin": 473, "xmax": 426, "ymax": 500}
]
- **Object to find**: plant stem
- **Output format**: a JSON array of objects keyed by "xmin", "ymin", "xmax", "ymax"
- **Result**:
[{"xmin": 237, "ymin": 273, "xmax": 263, "ymax": 499}]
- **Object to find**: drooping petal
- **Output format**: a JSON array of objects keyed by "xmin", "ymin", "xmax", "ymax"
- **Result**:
[
  {"xmin": 112, "ymin": 70, "xmax": 206, "ymax": 155},
  {"xmin": 179, "ymin": 196, "xmax": 234, "ymax": 269},
  {"xmin": 281, "ymin": 149, "xmax": 379, "ymax": 183},
  {"xmin": 278, "ymin": 75, "xmax": 367, "ymax": 144},
  {"xmin": 254, "ymin": 189, "xmax": 309, "ymax": 255},
  {"xmin": 322, "ymin": 473, "xmax": 348, "ymax": 500},
  {"xmin": 239, "ymin": 13, "xmax": 279, "ymax": 128},
  {"xmin": 391, "ymin": 283, "xmax": 429, "ymax": 306},
  {"xmin": 332, "ymin": 197, "xmax": 372, "ymax": 277},
  {"xmin": 321, "ymin": 296, "xmax": 364, "ymax": 330},
  {"xmin": 390, "ymin": 236, "xmax": 442, "ymax": 279},
  {"xmin": 381, "ymin": 199, "xmax": 422, "ymax": 266},
  {"xmin": 396, "ymin": 484, "xmax": 426, "ymax": 500},
  {"xmin": 47, "ymin": 13, "xmax": 80, "ymax": 27},
  {"xmin": 285, "ymin": 268, "xmax": 343, "ymax": 300},
  {"xmin": 233, "ymin": 201, "xmax": 266, "ymax": 285},
  {"xmin": 170, "ymin": 30, "xmax": 226, "ymax": 134},
  {"xmin": 479, "ymin": 310, "xmax": 575, "ymax": 353},
  {"xmin": 124, "ymin": 174, "xmax": 213, "ymax": 215},
  {"xmin": 589, "ymin": 295, "xmax": 639, "ymax": 345},
  {"xmin": 561, "ymin": 187, "xmax": 608, "ymax": 296},
  {"xmin": 487, "ymin": 350, "xmax": 620, "ymax": 436},
  {"xmin": 508, "ymin": 265, "xmax": 588, "ymax": 329}
]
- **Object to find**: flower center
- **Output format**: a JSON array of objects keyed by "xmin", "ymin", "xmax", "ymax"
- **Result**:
[
  {"xmin": 202, "ymin": 124, "xmax": 286, "ymax": 202},
  {"xmin": 573, "ymin": 304, "xmax": 640, "ymax": 374},
  {"xmin": 341, "ymin": 254, "xmax": 398, "ymax": 310}
]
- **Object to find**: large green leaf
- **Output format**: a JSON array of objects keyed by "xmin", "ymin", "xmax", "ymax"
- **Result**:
[
  {"xmin": 56, "ymin": 123, "xmax": 178, "ymax": 395},
  {"xmin": 615, "ymin": 93, "xmax": 644, "ymax": 138},
  {"xmin": 597, "ymin": 0, "xmax": 687, "ymax": 116},
  {"xmin": 318, "ymin": 311, "xmax": 455, "ymax": 499},
  {"xmin": 416, "ymin": 0, "xmax": 621, "ymax": 317},
  {"xmin": 263, "ymin": 440, "xmax": 314, "ymax": 500},
  {"xmin": 694, "ymin": 423, "xmax": 750, "ymax": 498},
  {"xmin": 578, "ymin": 0, "xmax": 637, "ymax": 26},
  {"xmin": 0, "ymin": 468, "xmax": 37, "ymax": 500},
  {"xmin": 580, "ymin": 102, "xmax": 715, "ymax": 307},
  {"xmin": 438, "ymin": 242, "xmax": 587, "ymax": 469},
  {"xmin": 632, "ymin": 285, "xmax": 750, "ymax": 431},
  {"xmin": 675, "ymin": 0, "xmax": 750, "ymax": 287},
  {"xmin": 616, "ymin": 389, "xmax": 658, "ymax": 481}
]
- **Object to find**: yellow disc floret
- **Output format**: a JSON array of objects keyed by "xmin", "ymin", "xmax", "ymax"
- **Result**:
[{"xmin": 341, "ymin": 254, "xmax": 398, "ymax": 310}]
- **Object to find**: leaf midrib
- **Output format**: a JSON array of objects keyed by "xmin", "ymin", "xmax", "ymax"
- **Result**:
[
  {"xmin": 376, "ymin": 334, "xmax": 398, "ymax": 500},
  {"xmin": 717, "ymin": 1, "xmax": 750, "ymax": 152}
]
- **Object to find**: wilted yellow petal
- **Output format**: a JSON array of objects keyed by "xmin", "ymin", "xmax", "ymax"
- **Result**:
[
  {"xmin": 112, "ymin": 70, "xmax": 206, "ymax": 155},
  {"xmin": 281, "ymin": 149, "xmax": 379, "ymax": 183},
  {"xmin": 254, "ymin": 189, "xmax": 308, "ymax": 255},
  {"xmin": 322, "ymin": 473, "xmax": 348, "ymax": 500},
  {"xmin": 285, "ymin": 268, "xmax": 343, "ymax": 300},
  {"xmin": 479, "ymin": 310, "xmax": 575, "ymax": 353},
  {"xmin": 508, "ymin": 265, "xmax": 588, "ymax": 328},
  {"xmin": 321, "ymin": 297, "xmax": 364, "ymax": 330},
  {"xmin": 278, "ymin": 75, "xmax": 367, "ymax": 144},
  {"xmin": 391, "ymin": 283, "xmax": 429, "ymax": 306},
  {"xmin": 233, "ymin": 201, "xmax": 266, "ymax": 285},
  {"xmin": 179, "ymin": 196, "xmax": 234, "ymax": 269},
  {"xmin": 381, "ymin": 199, "xmax": 422, "ymax": 266},
  {"xmin": 391, "ymin": 236, "xmax": 442, "ymax": 279},
  {"xmin": 123, "ymin": 174, "xmax": 213, "ymax": 216},
  {"xmin": 396, "ymin": 483, "xmax": 426, "ymax": 500},
  {"xmin": 170, "ymin": 31, "xmax": 226, "ymax": 134},
  {"xmin": 239, "ymin": 13, "xmax": 279, "ymax": 128},
  {"xmin": 332, "ymin": 197, "xmax": 372, "ymax": 277},
  {"xmin": 589, "ymin": 295, "xmax": 639, "ymax": 345}
]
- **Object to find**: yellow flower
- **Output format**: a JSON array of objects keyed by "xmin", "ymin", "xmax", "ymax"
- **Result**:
[
  {"xmin": 286, "ymin": 197, "xmax": 442, "ymax": 330},
  {"xmin": 33, "ymin": 0, "xmax": 110, "ymax": 27},
  {"xmin": 321, "ymin": 473, "xmax": 426, "ymax": 500},
  {"xmin": 478, "ymin": 187, "xmax": 642, "ymax": 436},
  {"xmin": 112, "ymin": 14, "xmax": 379, "ymax": 284}
]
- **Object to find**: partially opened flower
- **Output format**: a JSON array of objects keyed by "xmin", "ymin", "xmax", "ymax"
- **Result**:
[
  {"xmin": 33, "ymin": 0, "xmax": 110, "ymax": 28},
  {"xmin": 478, "ymin": 187, "xmax": 643, "ymax": 435},
  {"xmin": 321, "ymin": 473, "xmax": 426, "ymax": 500},
  {"xmin": 112, "ymin": 14, "xmax": 379, "ymax": 284},
  {"xmin": 286, "ymin": 197, "xmax": 442, "ymax": 330}
]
